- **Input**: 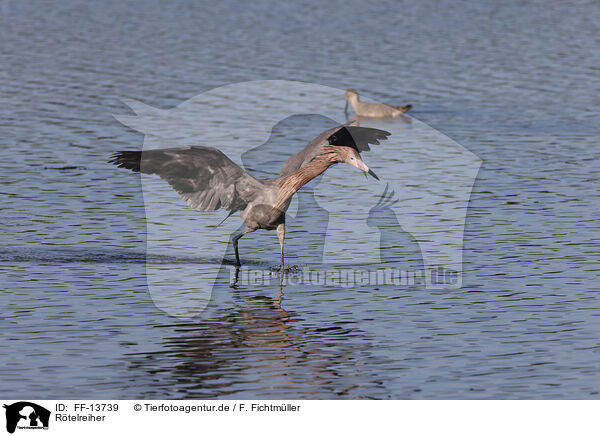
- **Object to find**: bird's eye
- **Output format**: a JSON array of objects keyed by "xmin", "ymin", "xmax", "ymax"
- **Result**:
[{"xmin": 350, "ymin": 156, "xmax": 355, "ymax": 160}]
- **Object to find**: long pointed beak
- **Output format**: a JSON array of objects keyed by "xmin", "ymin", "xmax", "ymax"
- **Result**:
[
  {"xmin": 349, "ymin": 157, "xmax": 379, "ymax": 181},
  {"xmin": 344, "ymin": 100, "xmax": 349, "ymax": 114}
]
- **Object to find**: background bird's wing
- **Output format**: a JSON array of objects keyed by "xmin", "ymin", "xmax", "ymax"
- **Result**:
[
  {"xmin": 110, "ymin": 146, "xmax": 261, "ymax": 212},
  {"xmin": 390, "ymin": 104, "xmax": 412, "ymax": 112},
  {"xmin": 280, "ymin": 123, "xmax": 391, "ymax": 176}
]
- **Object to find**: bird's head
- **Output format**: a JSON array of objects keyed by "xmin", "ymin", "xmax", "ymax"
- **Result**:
[
  {"xmin": 326, "ymin": 126, "xmax": 380, "ymax": 180},
  {"xmin": 345, "ymin": 89, "xmax": 359, "ymax": 101},
  {"xmin": 324, "ymin": 145, "xmax": 379, "ymax": 180},
  {"xmin": 344, "ymin": 89, "xmax": 359, "ymax": 113},
  {"xmin": 342, "ymin": 147, "xmax": 378, "ymax": 180}
]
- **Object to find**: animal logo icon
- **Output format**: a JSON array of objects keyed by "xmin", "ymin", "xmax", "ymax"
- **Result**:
[{"xmin": 3, "ymin": 402, "xmax": 50, "ymax": 434}]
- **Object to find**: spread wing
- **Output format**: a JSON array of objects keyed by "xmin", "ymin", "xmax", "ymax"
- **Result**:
[
  {"xmin": 328, "ymin": 126, "xmax": 391, "ymax": 152},
  {"xmin": 280, "ymin": 124, "xmax": 391, "ymax": 176},
  {"xmin": 110, "ymin": 146, "xmax": 262, "ymax": 213}
]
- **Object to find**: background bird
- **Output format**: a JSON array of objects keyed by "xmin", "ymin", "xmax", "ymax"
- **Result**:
[
  {"xmin": 110, "ymin": 125, "xmax": 390, "ymax": 269},
  {"xmin": 344, "ymin": 89, "xmax": 412, "ymax": 118}
]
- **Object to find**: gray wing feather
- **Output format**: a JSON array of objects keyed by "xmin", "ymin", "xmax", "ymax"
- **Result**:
[{"xmin": 110, "ymin": 146, "xmax": 260, "ymax": 213}]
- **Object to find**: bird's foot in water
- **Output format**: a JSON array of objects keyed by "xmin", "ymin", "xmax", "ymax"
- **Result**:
[{"xmin": 270, "ymin": 264, "xmax": 300, "ymax": 274}]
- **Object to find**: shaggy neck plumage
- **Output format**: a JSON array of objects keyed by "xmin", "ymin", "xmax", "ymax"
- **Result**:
[{"xmin": 273, "ymin": 150, "xmax": 338, "ymax": 211}]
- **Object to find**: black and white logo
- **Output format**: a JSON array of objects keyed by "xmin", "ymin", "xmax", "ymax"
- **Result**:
[{"xmin": 3, "ymin": 402, "xmax": 50, "ymax": 434}]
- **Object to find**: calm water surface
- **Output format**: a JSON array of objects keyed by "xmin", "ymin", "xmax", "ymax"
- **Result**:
[{"xmin": 1, "ymin": 0, "xmax": 599, "ymax": 398}]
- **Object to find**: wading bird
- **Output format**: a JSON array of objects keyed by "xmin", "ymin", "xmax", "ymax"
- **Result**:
[
  {"xmin": 280, "ymin": 121, "xmax": 387, "ymax": 176},
  {"xmin": 110, "ymin": 125, "xmax": 390, "ymax": 269},
  {"xmin": 344, "ymin": 89, "xmax": 412, "ymax": 118}
]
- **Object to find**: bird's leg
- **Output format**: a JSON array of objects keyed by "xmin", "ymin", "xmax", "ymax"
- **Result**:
[
  {"xmin": 231, "ymin": 227, "xmax": 255, "ymax": 266},
  {"xmin": 232, "ymin": 231, "xmax": 246, "ymax": 267},
  {"xmin": 277, "ymin": 223, "xmax": 285, "ymax": 272}
]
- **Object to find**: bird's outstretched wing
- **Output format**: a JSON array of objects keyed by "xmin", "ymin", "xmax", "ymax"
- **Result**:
[
  {"xmin": 280, "ymin": 124, "xmax": 391, "ymax": 176},
  {"xmin": 327, "ymin": 126, "xmax": 391, "ymax": 152},
  {"xmin": 110, "ymin": 146, "xmax": 262, "ymax": 213}
]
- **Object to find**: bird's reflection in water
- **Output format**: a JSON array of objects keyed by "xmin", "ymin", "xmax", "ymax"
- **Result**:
[
  {"xmin": 126, "ymin": 265, "xmax": 389, "ymax": 399},
  {"xmin": 121, "ymin": 115, "xmax": 397, "ymax": 398}
]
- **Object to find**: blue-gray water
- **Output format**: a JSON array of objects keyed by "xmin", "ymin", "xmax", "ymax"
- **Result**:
[{"xmin": 1, "ymin": 0, "xmax": 599, "ymax": 399}]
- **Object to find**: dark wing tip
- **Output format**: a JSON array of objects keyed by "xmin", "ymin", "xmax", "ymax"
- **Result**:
[
  {"xmin": 327, "ymin": 126, "xmax": 392, "ymax": 152},
  {"xmin": 327, "ymin": 127, "xmax": 355, "ymax": 148},
  {"xmin": 109, "ymin": 150, "xmax": 142, "ymax": 172},
  {"xmin": 349, "ymin": 126, "xmax": 392, "ymax": 139}
]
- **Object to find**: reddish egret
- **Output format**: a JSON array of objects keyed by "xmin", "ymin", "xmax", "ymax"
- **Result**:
[
  {"xmin": 110, "ymin": 125, "xmax": 390, "ymax": 268},
  {"xmin": 280, "ymin": 122, "xmax": 388, "ymax": 176},
  {"xmin": 344, "ymin": 89, "xmax": 412, "ymax": 118}
]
